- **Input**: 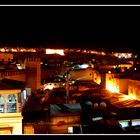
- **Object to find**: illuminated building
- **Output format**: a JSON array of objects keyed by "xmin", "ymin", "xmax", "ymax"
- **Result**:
[
  {"xmin": 100, "ymin": 63, "xmax": 132, "ymax": 72},
  {"xmin": 106, "ymin": 73, "xmax": 129, "ymax": 94},
  {"xmin": 92, "ymin": 70, "xmax": 101, "ymax": 84},
  {"xmin": 69, "ymin": 67, "xmax": 93, "ymax": 81},
  {"xmin": 0, "ymin": 78, "xmax": 26, "ymax": 134},
  {"xmin": 112, "ymin": 52, "xmax": 133, "ymax": 59},
  {"xmin": 105, "ymin": 72, "xmax": 140, "ymax": 101},
  {"xmin": 128, "ymin": 79, "xmax": 140, "ymax": 100},
  {"xmin": 43, "ymin": 81, "xmax": 65, "ymax": 90}
]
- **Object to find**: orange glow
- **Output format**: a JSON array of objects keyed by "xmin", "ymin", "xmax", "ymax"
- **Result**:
[
  {"xmin": 106, "ymin": 84, "xmax": 119, "ymax": 93},
  {"xmin": 101, "ymin": 52, "xmax": 106, "ymax": 55},
  {"xmin": 11, "ymin": 48, "xmax": 18, "ymax": 52},
  {"xmin": 97, "ymin": 79, "xmax": 101, "ymax": 84},
  {"xmin": 128, "ymin": 93, "xmax": 137, "ymax": 100},
  {"xmin": 118, "ymin": 94, "xmax": 138, "ymax": 101},
  {"xmin": 119, "ymin": 94, "xmax": 132, "ymax": 101},
  {"xmin": 46, "ymin": 49, "xmax": 64, "ymax": 55},
  {"xmin": 0, "ymin": 48, "xmax": 5, "ymax": 52}
]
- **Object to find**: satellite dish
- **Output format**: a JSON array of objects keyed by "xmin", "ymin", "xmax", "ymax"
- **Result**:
[
  {"xmin": 92, "ymin": 103, "xmax": 99, "ymax": 110},
  {"xmin": 99, "ymin": 102, "xmax": 107, "ymax": 109},
  {"xmin": 85, "ymin": 101, "xmax": 93, "ymax": 106}
]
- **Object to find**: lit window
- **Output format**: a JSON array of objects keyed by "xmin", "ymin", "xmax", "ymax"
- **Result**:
[{"xmin": 7, "ymin": 94, "xmax": 16, "ymax": 113}]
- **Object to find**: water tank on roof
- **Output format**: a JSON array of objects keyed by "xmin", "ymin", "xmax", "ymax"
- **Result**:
[{"xmin": 84, "ymin": 101, "xmax": 93, "ymax": 106}]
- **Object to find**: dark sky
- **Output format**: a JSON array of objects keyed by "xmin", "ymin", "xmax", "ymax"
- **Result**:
[{"xmin": 0, "ymin": 6, "xmax": 140, "ymax": 52}]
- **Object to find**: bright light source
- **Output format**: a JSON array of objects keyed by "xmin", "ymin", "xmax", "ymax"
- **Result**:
[
  {"xmin": 129, "ymin": 94, "xmax": 137, "ymax": 100},
  {"xmin": 101, "ymin": 52, "xmax": 105, "ymax": 55},
  {"xmin": 106, "ymin": 85, "xmax": 119, "ymax": 93},
  {"xmin": 68, "ymin": 127, "xmax": 73, "ymax": 133},
  {"xmin": 11, "ymin": 48, "xmax": 17, "ymax": 52},
  {"xmin": 108, "ymin": 71, "xmax": 111, "ymax": 74},
  {"xmin": 16, "ymin": 64, "xmax": 23, "ymax": 70},
  {"xmin": 56, "ymin": 50, "xmax": 64, "ymax": 55},
  {"xmin": 0, "ymin": 48, "xmax": 5, "ymax": 52},
  {"xmin": 80, "ymin": 64, "xmax": 89, "ymax": 69},
  {"xmin": 46, "ymin": 49, "xmax": 64, "ymax": 55},
  {"xmin": 23, "ymin": 90, "xmax": 27, "ymax": 100},
  {"xmin": 118, "ymin": 55, "xmax": 121, "ymax": 59},
  {"xmin": 44, "ymin": 84, "xmax": 54, "ymax": 90},
  {"xmin": 92, "ymin": 117, "xmax": 103, "ymax": 121},
  {"xmin": 134, "ymin": 68, "xmax": 137, "ymax": 70}
]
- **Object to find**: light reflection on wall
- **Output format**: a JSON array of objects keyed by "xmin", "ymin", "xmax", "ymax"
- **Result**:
[
  {"xmin": 106, "ymin": 84, "xmax": 119, "ymax": 93},
  {"xmin": 128, "ymin": 80, "xmax": 140, "ymax": 101},
  {"xmin": 106, "ymin": 73, "xmax": 119, "ymax": 93},
  {"xmin": 106, "ymin": 74, "xmax": 140, "ymax": 101},
  {"xmin": 93, "ymin": 70, "xmax": 101, "ymax": 84}
]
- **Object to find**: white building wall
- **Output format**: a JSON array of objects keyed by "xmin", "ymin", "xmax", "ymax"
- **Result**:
[{"xmin": 0, "ymin": 113, "xmax": 23, "ymax": 134}]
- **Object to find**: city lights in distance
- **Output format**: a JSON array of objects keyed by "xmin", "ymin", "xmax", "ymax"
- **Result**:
[
  {"xmin": 0, "ymin": 47, "xmax": 36, "ymax": 52},
  {"xmin": 112, "ymin": 52, "xmax": 133, "ymax": 59},
  {"xmin": 46, "ymin": 49, "xmax": 64, "ymax": 55}
]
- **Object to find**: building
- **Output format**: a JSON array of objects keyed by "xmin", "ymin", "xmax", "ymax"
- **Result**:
[
  {"xmin": 92, "ymin": 70, "xmax": 101, "ymax": 84},
  {"xmin": 0, "ymin": 78, "xmax": 25, "ymax": 134},
  {"xmin": 49, "ymin": 103, "xmax": 82, "ymax": 134},
  {"xmin": 69, "ymin": 67, "xmax": 93, "ymax": 81},
  {"xmin": 128, "ymin": 79, "xmax": 140, "ymax": 100},
  {"xmin": 25, "ymin": 57, "xmax": 41, "ymax": 94},
  {"xmin": 0, "ymin": 53, "xmax": 13, "ymax": 64},
  {"xmin": 106, "ymin": 73, "xmax": 129, "ymax": 94}
]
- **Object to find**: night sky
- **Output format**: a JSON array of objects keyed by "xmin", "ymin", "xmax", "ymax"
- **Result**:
[{"xmin": 0, "ymin": 6, "xmax": 140, "ymax": 52}]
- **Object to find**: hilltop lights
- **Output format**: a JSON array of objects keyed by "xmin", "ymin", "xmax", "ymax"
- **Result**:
[
  {"xmin": 112, "ymin": 52, "xmax": 133, "ymax": 59},
  {"xmin": 46, "ymin": 49, "xmax": 64, "ymax": 55}
]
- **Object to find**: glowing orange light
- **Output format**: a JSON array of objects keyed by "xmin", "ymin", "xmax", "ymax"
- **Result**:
[
  {"xmin": 129, "ymin": 93, "xmax": 137, "ymax": 100},
  {"xmin": 0, "ymin": 48, "xmax": 5, "ymax": 52},
  {"xmin": 106, "ymin": 84, "xmax": 119, "ymax": 93},
  {"xmin": 118, "ymin": 94, "xmax": 138, "ymax": 101}
]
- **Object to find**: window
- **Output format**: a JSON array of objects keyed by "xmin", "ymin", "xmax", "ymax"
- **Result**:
[
  {"xmin": 7, "ymin": 94, "xmax": 16, "ymax": 113},
  {"xmin": 0, "ymin": 95, "xmax": 4, "ymax": 113}
]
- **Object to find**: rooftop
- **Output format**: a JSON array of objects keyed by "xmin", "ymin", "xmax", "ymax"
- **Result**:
[{"xmin": 0, "ymin": 78, "xmax": 25, "ymax": 90}]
